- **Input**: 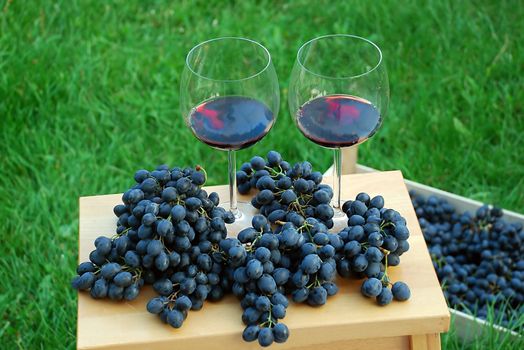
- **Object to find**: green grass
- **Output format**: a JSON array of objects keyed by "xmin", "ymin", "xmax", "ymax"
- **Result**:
[
  {"xmin": 0, "ymin": 0, "xmax": 522, "ymax": 348},
  {"xmin": 442, "ymin": 307, "xmax": 524, "ymax": 350}
]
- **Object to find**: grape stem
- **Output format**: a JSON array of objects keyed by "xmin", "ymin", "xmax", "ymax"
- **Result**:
[
  {"xmin": 195, "ymin": 165, "xmax": 207, "ymax": 186},
  {"xmin": 259, "ymin": 305, "xmax": 275, "ymax": 328},
  {"xmin": 264, "ymin": 165, "xmax": 285, "ymax": 178},
  {"xmin": 113, "ymin": 227, "xmax": 130, "ymax": 239}
]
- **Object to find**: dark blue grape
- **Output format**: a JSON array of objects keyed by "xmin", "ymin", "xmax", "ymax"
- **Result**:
[
  {"xmin": 180, "ymin": 278, "xmax": 197, "ymax": 295},
  {"xmin": 307, "ymin": 286, "xmax": 327, "ymax": 306},
  {"xmin": 256, "ymin": 176, "xmax": 276, "ymax": 191},
  {"xmin": 259, "ymin": 234, "xmax": 279, "ymax": 250},
  {"xmin": 253, "ymin": 247, "xmax": 270, "ymax": 263},
  {"xmin": 113, "ymin": 204, "xmax": 128, "ymax": 217},
  {"xmin": 186, "ymin": 197, "xmax": 202, "ymax": 211},
  {"xmin": 147, "ymin": 297, "xmax": 166, "ymax": 314},
  {"xmin": 322, "ymin": 282, "xmax": 339, "ymax": 296},
  {"xmin": 368, "ymin": 232, "xmax": 384, "ymax": 247},
  {"xmin": 267, "ymin": 151, "xmax": 282, "ymax": 167},
  {"xmin": 394, "ymin": 225, "xmax": 410, "ymax": 240},
  {"xmin": 350, "ymin": 200, "xmax": 367, "ymax": 216},
  {"xmin": 72, "ymin": 272, "xmax": 96, "ymax": 290},
  {"xmin": 392, "ymin": 282, "xmax": 411, "ymax": 301},
  {"xmin": 352, "ymin": 254, "xmax": 369, "ymax": 272},
  {"xmin": 356, "ymin": 192, "xmax": 371, "ymax": 206},
  {"xmin": 153, "ymin": 278, "xmax": 173, "ymax": 296},
  {"xmin": 100, "ymin": 263, "xmax": 121, "ymax": 280},
  {"xmin": 318, "ymin": 262, "xmax": 336, "ymax": 281},
  {"xmin": 293, "ymin": 178, "xmax": 309, "ymax": 194},
  {"xmin": 272, "ymin": 268, "xmax": 290, "ymax": 286},
  {"xmin": 377, "ymin": 287, "xmax": 393, "ymax": 306},
  {"xmin": 246, "ymin": 259, "xmax": 264, "ymax": 280},
  {"xmin": 272, "ymin": 323, "xmax": 289, "ymax": 343},
  {"xmin": 313, "ymin": 190, "xmax": 330, "ymax": 204},
  {"xmin": 300, "ymin": 254, "xmax": 322, "ymax": 274},
  {"xmin": 347, "ymin": 225, "xmax": 365, "ymax": 241},
  {"xmin": 277, "ymin": 176, "xmax": 292, "ymax": 190},
  {"xmin": 255, "ymin": 296, "xmax": 271, "ymax": 312},
  {"xmin": 365, "ymin": 246, "xmax": 383, "ymax": 262},
  {"xmin": 147, "ymin": 240, "xmax": 163, "ymax": 257},
  {"xmin": 365, "ymin": 262, "xmax": 382, "ymax": 278},
  {"xmin": 257, "ymin": 274, "xmax": 277, "ymax": 294},
  {"xmin": 370, "ymin": 195, "xmax": 384, "ymax": 209},
  {"xmin": 344, "ymin": 241, "xmax": 361, "ymax": 257},
  {"xmin": 313, "ymin": 232, "xmax": 329, "ymax": 245},
  {"xmin": 361, "ymin": 278, "xmax": 382, "ymax": 297},
  {"xmin": 251, "ymin": 215, "xmax": 268, "ymax": 231},
  {"xmin": 90, "ymin": 278, "xmax": 108, "ymax": 299},
  {"xmin": 94, "ymin": 236, "xmax": 112, "ymax": 256},
  {"xmin": 258, "ymin": 327, "xmax": 274, "ymax": 347},
  {"xmin": 268, "ymin": 209, "xmax": 286, "ymax": 223},
  {"xmin": 191, "ymin": 171, "xmax": 206, "ymax": 185},
  {"xmin": 348, "ymin": 214, "xmax": 365, "ymax": 226},
  {"xmin": 134, "ymin": 169, "xmax": 150, "ymax": 183},
  {"xmin": 77, "ymin": 261, "xmax": 96, "ymax": 275},
  {"xmin": 383, "ymin": 235, "xmax": 399, "ymax": 252},
  {"xmin": 242, "ymin": 325, "xmax": 260, "ymax": 342},
  {"xmin": 272, "ymin": 304, "xmax": 286, "ymax": 319},
  {"xmin": 167, "ymin": 309, "xmax": 184, "ymax": 328},
  {"xmin": 291, "ymin": 287, "xmax": 309, "ymax": 302},
  {"xmin": 155, "ymin": 252, "xmax": 169, "ymax": 271},
  {"xmin": 108, "ymin": 283, "xmax": 124, "ymax": 300},
  {"xmin": 113, "ymin": 271, "xmax": 133, "ymax": 287},
  {"xmin": 250, "ymin": 156, "xmax": 266, "ymax": 171},
  {"xmin": 123, "ymin": 284, "xmax": 140, "ymax": 300},
  {"xmin": 387, "ymin": 253, "xmax": 400, "ymax": 266}
]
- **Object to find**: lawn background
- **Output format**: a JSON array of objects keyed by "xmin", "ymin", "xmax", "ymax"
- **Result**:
[{"xmin": 0, "ymin": 0, "xmax": 522, "ymax": 348}]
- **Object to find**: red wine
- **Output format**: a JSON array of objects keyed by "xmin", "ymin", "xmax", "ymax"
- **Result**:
[
  {"xmin": 189, "ymin": 96, "xmax": 274, "ymax": 150},
  {"xmin": 297, "ymin": 95, "xmax": 381, "ymax": 148}
]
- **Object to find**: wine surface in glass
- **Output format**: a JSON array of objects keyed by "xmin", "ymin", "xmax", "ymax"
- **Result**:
[
  {"xmin": 297, "ymin": 94, "xmax": 381, "ymax": 148},
  {"xmin": 189, "ymin": 96, "xmax": 274, "ymax": 150}
]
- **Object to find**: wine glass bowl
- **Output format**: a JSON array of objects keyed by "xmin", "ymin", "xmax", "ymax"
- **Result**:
[
  {"xmin": 181, "ymin": 37, "xmax": 279, "ymax": 151},
  {"xmin": 288, "ymin": 34, "xmax": 389, "ymax": 217},
  {"xmin": 180, "ymin": 37, "xmax": 280, "ymax": 226}
]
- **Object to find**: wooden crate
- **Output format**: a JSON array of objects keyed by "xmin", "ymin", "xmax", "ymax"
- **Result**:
[{"xmin": 77, "ymin": 171, "xmax": 449, "ymax": 350}]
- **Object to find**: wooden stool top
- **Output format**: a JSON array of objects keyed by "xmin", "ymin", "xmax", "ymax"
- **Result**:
[{"xmin": 77, "ymin": 171, "xmax": 449, "ymax": 349}]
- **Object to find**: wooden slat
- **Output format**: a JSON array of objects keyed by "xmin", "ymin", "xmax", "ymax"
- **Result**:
[{"xmin": 77, "ymin": 171, "xmax": 449, "ymax": 349}]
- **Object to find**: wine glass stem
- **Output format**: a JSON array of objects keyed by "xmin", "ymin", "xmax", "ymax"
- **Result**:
[
  {"xmin": 228, "ymin": 149, "xmax": 239, "ymax": 216},
  {"xmin": 333, "ymin": 147, "xmax": 342, "ymax": 211}
]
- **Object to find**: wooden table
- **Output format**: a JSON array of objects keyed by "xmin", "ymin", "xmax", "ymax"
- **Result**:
[{"xmin": 77, "ymin": 171, "xmax": 450, "ymax": 350}]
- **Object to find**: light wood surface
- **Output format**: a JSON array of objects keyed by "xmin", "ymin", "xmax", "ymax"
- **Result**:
[
  {"xmin": 410, "ymin": 333, "xmax": 441, "ymax": 350},
  {"xmin": 77, "ymin": 171, "xmax": 450, "ymax": 350}
]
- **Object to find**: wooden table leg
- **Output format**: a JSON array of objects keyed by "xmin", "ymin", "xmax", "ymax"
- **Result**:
[{"xmin": 410, "ymin": 333, "xmax": 441, "ymax": 350}]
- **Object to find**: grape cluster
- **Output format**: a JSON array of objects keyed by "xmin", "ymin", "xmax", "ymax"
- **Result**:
[
  {"xmin": 411, "ymin": 192, "xmax": 524, "ymax": 329},
  {"xmin": 221, "ymin": 215, "xmax": 290, "ymax": 346},
  {"xmin": 72, "ymin": 165, "xmax": 234, "ymax": 328},
  {"xmin": 72, "ymin": 255, "xmax": 142, "ymax": 301},
  {"xmin": 336, "ymin": 192, "xmax": 411, "ymax": 305},
  {"xmin": 282, "ymin": 220, "xmax": 341, "ymax": 305},
  {"xmin": 73, "ymin": 157, "xmax": 415, "ymax": 346},
  {"xmin": 236, "ymin": 151, "xmax": 335, "ymax": 228},
  {"xmin": 219, "ymin": 214, "xmax": 343, "ymax": 346}
]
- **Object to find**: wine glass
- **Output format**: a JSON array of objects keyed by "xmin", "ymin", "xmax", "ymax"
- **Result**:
[
  {"xmin": 288, "ymin": 34, "xmax": 389, "ymax": 219},
  {"xmin": 180, "ymin": 37, "xmax": 280, "ymax": 228}
]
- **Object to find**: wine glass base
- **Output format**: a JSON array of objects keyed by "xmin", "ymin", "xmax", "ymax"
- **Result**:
[
  {"xmin": 332, "ymin": 207, "xmax": 346, "ymax": 218},
  {"xmin": 219, "ymin": 201, "xmax": 258, "ymax": 236},
  {"xmin": 330, "ymin": 204, "xmax": 348, "ymax": 232}
]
